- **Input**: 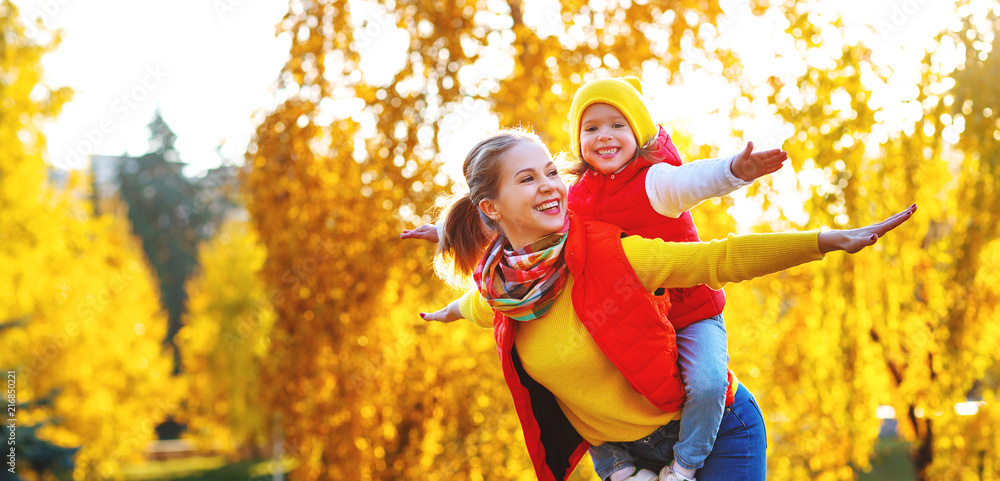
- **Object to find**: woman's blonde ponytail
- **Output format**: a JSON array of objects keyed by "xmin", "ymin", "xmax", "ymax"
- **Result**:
[{"xmin": 434, "ymin": 193, "xmax": 495, "ymax": 285}]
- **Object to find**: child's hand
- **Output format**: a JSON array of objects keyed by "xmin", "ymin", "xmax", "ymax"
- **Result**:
[
  {"xmin": 818, "ymin": 204, "xmax": 917, "ymax": 254},
  {"xmin": 400, "ymin": 223, "xmax": 440, "ymax": 243},
  {"xmin": 730, "ymin": 141, "xmax": 788, "ymax": 182}
]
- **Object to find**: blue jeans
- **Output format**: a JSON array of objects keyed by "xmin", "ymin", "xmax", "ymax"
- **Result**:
[
  {"xmin": 589, "ymin": 385, "xmax": 767, "ymax": 481},
  {"xmin": 673, "ymin": 314, "xmax": 730, "ymax": 471}
]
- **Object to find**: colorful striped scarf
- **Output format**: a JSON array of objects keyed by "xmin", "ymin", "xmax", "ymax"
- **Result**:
[{"xmin": 474, "ymin": 219, "xmax": 571, "ymax": 321}]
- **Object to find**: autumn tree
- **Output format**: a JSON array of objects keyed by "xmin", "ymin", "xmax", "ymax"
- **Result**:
[
  {"xmin": 488, "ymin": 0, "xmax": 738, "ymax": 154},
  {"xmin": 0, "ymin": 2, "xmax": 176, "ymax": 479},
  {"xmin": 714, "ymin": 1, "xmax": 1000, "ymax": 480},
  {"xmin": 887, "ymin": 6, "xmax": 1000, "ymax": 480},
  {"xmin": 176, "ymin": 218, "xmax": 277, "ymax": 456},
  {"xmin": 243, "ymin": 1, "xmax": 738, "ymax": 479}
]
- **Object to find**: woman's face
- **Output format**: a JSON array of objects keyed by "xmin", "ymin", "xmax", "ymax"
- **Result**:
[
  {"xmin": 481, "ymin": 140, "xmax": 567, "ymax": 250},
  {"xmin": 579, "ymin": 102, "xmax": 639, "ymax": 174}
]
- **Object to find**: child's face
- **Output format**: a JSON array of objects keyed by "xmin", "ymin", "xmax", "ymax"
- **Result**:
[{"xmin": 579, "ymin": 103, "xmax": 638, "ymax": 175}]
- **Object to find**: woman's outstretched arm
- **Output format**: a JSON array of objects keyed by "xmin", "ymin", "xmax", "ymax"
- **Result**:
[
  {"xmin": 400, "ymin": 223, "xmax": 440, "ymax": 243},
  {"xmin": 420, "ymin": 299, "xmax": 462, "ymax": 323},
  {"xmin": 817, "ymin": 204, "xmax": 917, "ymax": 254},
  {"xmin": 420, "ymin": 205, "xmax": 917, "ymax": 323},
  {"xmin": 420, "ymin": 290, "xmax": 494, "ymax": 328},
  {"xmin": 626, "ymin": 204, "xmax": 918, "ymax": 291}
]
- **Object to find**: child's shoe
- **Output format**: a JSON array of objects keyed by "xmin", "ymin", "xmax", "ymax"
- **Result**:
[
  {"xmin": 658, "ymin": 464, "xmax": 696, "ymax": 481},
  {"xmin": 610, "ymin": 467, "xmax": 659, "ymax": 481},
  {"xmin": 626, "ymin": 469, "xmax": 659, "ymax": 481}
]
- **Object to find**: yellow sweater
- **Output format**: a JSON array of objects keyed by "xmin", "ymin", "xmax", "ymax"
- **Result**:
[{"xmin": 460, "ymin": 231, "xmax": 824, "ymax": 445}]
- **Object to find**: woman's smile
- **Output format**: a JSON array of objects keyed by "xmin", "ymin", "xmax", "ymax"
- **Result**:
[{"xmin": 533, "ymin": 199, "xmax": 562, "ymax": 214}]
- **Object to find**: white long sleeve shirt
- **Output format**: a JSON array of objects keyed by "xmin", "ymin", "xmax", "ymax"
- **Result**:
[
  {"xmin": 434, "ymin": 152, "xmax": 750, "ymax": 239},
  {"xmin": 644, "ymin": 153, "xmax": 750, "ymax": 218}
]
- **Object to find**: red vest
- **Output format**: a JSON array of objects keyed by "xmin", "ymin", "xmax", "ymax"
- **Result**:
[
  {"xmin": 493, "ymin": 215, "xmax": 715, "ymax": 480},
  {"xmin": 568, "ymin": 126, "xmax": 726, "ymax": 329}
]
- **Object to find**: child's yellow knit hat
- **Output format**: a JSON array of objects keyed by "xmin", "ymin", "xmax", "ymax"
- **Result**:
[{"xmin": 568, "ymin": 76, "xmax": 657, "ymax": 159}]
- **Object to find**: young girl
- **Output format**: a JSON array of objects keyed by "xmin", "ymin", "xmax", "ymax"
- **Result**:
[
  {"xmin": 403, "ymin": 77, "xmax": 787, "ymax": 481},
  {"xmin": 416, "ymin": 128, "xmax": 916, "ymax": 481}
]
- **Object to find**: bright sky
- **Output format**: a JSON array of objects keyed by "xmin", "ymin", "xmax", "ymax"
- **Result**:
[
  {"xmin": 17, "ymin": 0, "xmax": 963, "ymax": 183},
  {"xmin": 15, "ymin": 0, "xmax": 290, "ymax": 177}
]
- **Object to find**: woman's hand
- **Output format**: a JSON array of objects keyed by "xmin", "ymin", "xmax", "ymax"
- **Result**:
[
  {"xmin": 818, "ymin": 204, "xmax": 917, "ymax": 254},
  {"xmin": 400, "ymin": 223, "xmax": 440, "ymax": 243},
  {"xmin": 420, "ymin": 300, "xmax": 463, "ymax": 323}
]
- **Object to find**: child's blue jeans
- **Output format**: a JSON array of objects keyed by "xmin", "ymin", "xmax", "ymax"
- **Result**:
[
  {"xmin": 589, "ymin": 384, "xmax": 767, "ymax": 481},
  {"xmin": 590, "ymin": 314, "xmax": 733, "ymax": 477}
]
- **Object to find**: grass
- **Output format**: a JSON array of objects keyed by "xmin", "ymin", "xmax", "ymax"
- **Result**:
[
  {"xmin": 122, "ymin": 440, "xmax": 917, "ymax": 480},
  {"xmin": 121, "ymin": 456, "xmax": 229, "ymax": 480},
  {"xmin": 857, "ymin": 439, "xmax": 917, "ymax": 481},
  {"xmin": 122, "ymin": 457, "xmax": 294, "ymax": 481}
]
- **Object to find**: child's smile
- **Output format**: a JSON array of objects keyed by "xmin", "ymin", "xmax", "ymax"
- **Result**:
[{"xmin": 579, "ymin": 103, "xmax": 639, "ymax": 175}]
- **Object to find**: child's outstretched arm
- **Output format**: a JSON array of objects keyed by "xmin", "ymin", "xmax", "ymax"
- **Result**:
[{"xmin": 646, "ymin": 141, "xmax": 787, "ymax": 218}]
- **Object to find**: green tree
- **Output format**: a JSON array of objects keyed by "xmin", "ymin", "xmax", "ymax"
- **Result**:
[{"xmin": 116, "ymin": 111, "xmax": 219, "ymax": 372}]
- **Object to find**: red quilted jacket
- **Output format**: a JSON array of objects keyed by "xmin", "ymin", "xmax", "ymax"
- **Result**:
[{"xmin": 568, "ymin": 126, "xmax": 726, "ymax": 329}]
